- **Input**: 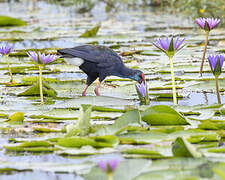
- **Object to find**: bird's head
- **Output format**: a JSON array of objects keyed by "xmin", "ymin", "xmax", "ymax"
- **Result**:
[{"xmin": 132, "ymin": 70, "xmax": 145, "ymax": 84}]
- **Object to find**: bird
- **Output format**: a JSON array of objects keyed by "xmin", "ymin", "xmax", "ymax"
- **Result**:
[{"xmin": 57, "ymin": 45, "xmax": 145, "ymax": 96}]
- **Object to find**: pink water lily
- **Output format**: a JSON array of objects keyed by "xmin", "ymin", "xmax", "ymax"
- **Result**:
[
  {"xmin": 195, "ymin": 18, "xmax": 220, "ymax": 31},
  {"xmin": 98, "ymin": 159, "xmax": 119, "ymax": 173}
]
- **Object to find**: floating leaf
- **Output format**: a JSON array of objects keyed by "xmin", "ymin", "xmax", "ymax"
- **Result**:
[
  {"xmin": 142, "ymin": 105, "xmax": 189, "ymax": 125},
  {"xmin": 0, "ymin": 16, "xmax": 27, "ymax": 26},
  {"xmin": 57, "ymin": 136, "xmax": 117, "ymax": 148},
  {"xmin": 172, "ymin": 137, "xmax": 203, "ymax": 158},
  {"xmin": 18, "ymin": 82, "xmax": 57, "ymax": 97},
  {"xmin": 66, "ymin": 104, "xmax": 92, "ymax": 137},
  {"xmin": 80, "ymin": 23, "xmax": 101, "ymax": 37},
  {"xmin": 94, "ymin": 109, "xmax": 141, "ymax": 135},
  {"xmin": 122, "ymin": 148, "xmax": 163, "ymax": 158},
  {"xmin": 7, "ymin": 112, "xmax": 24, "ymax": 124}
]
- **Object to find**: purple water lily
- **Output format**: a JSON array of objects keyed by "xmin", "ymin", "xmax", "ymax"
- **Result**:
[
  {"xmin": 0, "ymin": 44, "xmax": 14, "ymax": 83},
  {"xmin": 27, "ymin": 51, "xmax": 57, "ymax": 65},
  {"xmin": 136, "ymin": 81, "xmax": 146, "ymax": 98},
  {"xmin": 195, "ymin": 18, "xmax": 220, "ymax": 31},
  {"xmin": 152, "ymin": 36, "xmax": 185, "ymax": 57},
  {"xmin": 98, "ymin": 159, "xmax": 119, "ymax": 173},
  {"xmin": 208, "ymin": 55, "xmax": 224, "ymax": 76},
  {"xmin": 208, "ymin": 55, "xmax": 224, "ymax": 104},
  {"xmin": 0, "ymin": 44, "xmax": 13, "ymax": 55},
  {"xmin": 27, "ymin": 51, "xmax": 57, "ymax": 104},
  {"xmin": 152, "ymin": 36, "xmax": 185, "ymax": 105},
  {"xmin": 27, "ymin": 51, "xmax": 38, "ymax": 63},
  {"xmin": 38, "ymin": 52, "xmax": 57, "ymax": 64}
]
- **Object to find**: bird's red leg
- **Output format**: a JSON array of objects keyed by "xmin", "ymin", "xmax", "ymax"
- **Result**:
[
  {"xmin": 82, "ymin": 85, "xmax": 89, "ymax": 96},
  {"xmin": 94, "ymin": 81, "xmax": 101, "ymax": 96}
]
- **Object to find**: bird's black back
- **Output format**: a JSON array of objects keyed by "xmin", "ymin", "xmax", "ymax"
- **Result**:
[{"xmin": 58, "ymin": 45, "xmax": 123, "ymax": 68}]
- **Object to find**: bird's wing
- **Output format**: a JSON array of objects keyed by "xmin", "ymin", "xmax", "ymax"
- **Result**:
[{"xmin": 58, "ymin": 45, "xmax": 123, "ymax": 68}]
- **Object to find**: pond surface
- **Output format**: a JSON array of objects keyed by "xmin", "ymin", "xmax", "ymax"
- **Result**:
[{"xmin": 0, "ymin": 1, "xmax": 225, "ymax": 180}]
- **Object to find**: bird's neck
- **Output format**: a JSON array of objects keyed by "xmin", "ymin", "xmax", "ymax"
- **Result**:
[{"xmin": 116, "ymin": 66, "xmax": 136, "ymax": 80}]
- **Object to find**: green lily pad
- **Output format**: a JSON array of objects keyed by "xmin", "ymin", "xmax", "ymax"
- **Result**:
[
  {"xmin": 141, "ymin": 105, "xmax": 189, "ymax": 125},
  {"xmin": 7, "ymin": 112, "xmax": 24, "ymax": 124},
  {"xmin": 18, "ymin": 82, "xmax": 57, "ymax": 97},
  {"xmin": 66, "ymin": 104, "xmax": 92, "ymax": 137},
  {"xmin": 172, "ymin": 137, "xmax": 203, "ymax": 158},
  {"xmin": 57, "ymin": 135, "xmax": 118, "ymax": 148},
  {"xmin": 80, "ymin": 23, "xmax": 101, "ymax": 37},
  {"xmin": 94, "ymin": 109, "xmax": 141, "ymax": 135},
  {"xmin": 0, "ymin": 16, "xmax": 27, "ymax": 26}
]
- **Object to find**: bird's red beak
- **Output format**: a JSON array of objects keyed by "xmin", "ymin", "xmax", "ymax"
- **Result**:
[
  {"xmin": 141, "ymin": 73, "xmax": 145, "ymax": 82},
  {"xmin": 139, "ymin": 73, "xmax": 145, "ymax": 84}
]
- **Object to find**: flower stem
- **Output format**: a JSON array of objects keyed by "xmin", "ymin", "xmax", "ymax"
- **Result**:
[
  {"xmin": 107, "ymin": 172, "xmax": 113, "ymax": 180},
  {"xmin": 200, "ymin": 31, "xmax": 209, "ymax": 77},
  {"xmin": 39, "ymin": 65, "xmax": 44, "ymax": 104},
  {"xmin": 215, "ymin": 77, "xmax": 221, "ymax": 104},
  {"xmin": 169, "ymin": 56, "xmax": 177, "ymax": 105},
  {"xmin": 6, "ymin": 55, "xmax": 13, "ymax": 83}
]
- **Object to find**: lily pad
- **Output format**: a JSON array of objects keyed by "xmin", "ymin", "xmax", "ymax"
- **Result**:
[
  {"xmin": 18, "ymin": 82, "xmax": 57, "ymax": 97},
  {"xmin": 80, "ymin": 23, "xmax": 101, "ymax": 37},
  {"xmin": 172, "ymin": 137, "xmax": 203, "ymax": 158},
  {"xmin": 66, "ymin": 104, "xmax": 92, "ymax": 136},
  {"xmin": 94, "ymin": 109, "xmax": 141, "ymax": 135},
  {"xmin": 141, "ymin": 105, "xmax": 189, "ymax": 125},
  {"xmin": 7, "ymin": 112, "xmax": 24, "ymax": 124},
  {"xmin": 0, "ymin": 16, "xmax": 27, "ymax": 26}
]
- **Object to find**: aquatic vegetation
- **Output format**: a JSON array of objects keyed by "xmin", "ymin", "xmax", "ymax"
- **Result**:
[
  {"xmin": 1, "ymin": 1, "xmax": 225, "ymax": 179},
  {"xmin": 208, "ymin": 54, "xmax": 224, "ymax": 104},
  {"xmin": 0, "ymin": 43, "xmax": 14, "ymax": 83},
  {"xmin": 98, "ymin": 159, "xmax": 120, "ymax": 180},
  {"xmin": 195, "ymin": 18, "xmax": 220, "ymax": 76},
  {"xmin": 153, "ymin": 36, "xmax": 185, "ymax": 105},
  {"xmin": 27, "ymin": 51, "xmax": 57, "ymax": 104},
  {"xmin": 136, "ymin": 81, "xmax": 149, "ymax": 105},
  {"xmin": 0, "ymin": 16, "xmax": 27, "ymax": 26},
  {"xmin": 136, "ymin": 81, "xmax": 145, "ymax": 97},
  {"xmin": 164, "ymin": 0, "xmax": 225, "ymax": 26}
]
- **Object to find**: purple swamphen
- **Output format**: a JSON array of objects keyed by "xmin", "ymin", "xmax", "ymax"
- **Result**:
[{"xmin": 58, "ymin": 45, "xmax": 145, "ymax": 96}]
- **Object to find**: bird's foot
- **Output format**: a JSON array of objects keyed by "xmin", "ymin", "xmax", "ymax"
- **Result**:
[{"xmin": 94, "ymin": 89, "xmax": 100, "ymax": 96}]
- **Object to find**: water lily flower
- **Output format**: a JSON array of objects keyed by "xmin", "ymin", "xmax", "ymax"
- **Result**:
[
  {"xmin": 153, "ymin": 36, "xmax": 185, "ymax": 105},
  {"xmin": 27, "ymin": 51, "xmax": 57, "ymax": 65},
  {"xmin": 98, "ymin": 159, "xmax": 119, "ymax": 173},
  {"xmin": 0, "ymin": 43, "xmax": 14, "ymax": 83},
  {"xmin": 152, "ymin": 36, "xmax": 185, "ymax": 58},
  {"xmin": 208, "ymin": 55, "xmax": 224, "ymax": 77},
  {"xmin": 195, "ymin": 18, "xmax": 221, "ymax": 76},
  {"xmin": 0, "ymin": 44, "xmax": 13, "ymax": 55},
  {"xmin": 135, "ymin": 81, "xmax": 149, "ymax": 105},
  {"xmin": 27, "ymin": 51, "xmax": 57, "ymax": 104},
  {"xmin": 208, "ymin": 55, "xmax": 224, "ymax": 104},
  {"xmin": 136, "ymin": 81, "xmax": 146, "ymax": 98},
  {"xmin": 195, "ymin": 18, "xmax": 220, "ymax": 32},
  {"xmin": 98, "ymin": 159, "xmax": 119, "ymax": 180}
]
